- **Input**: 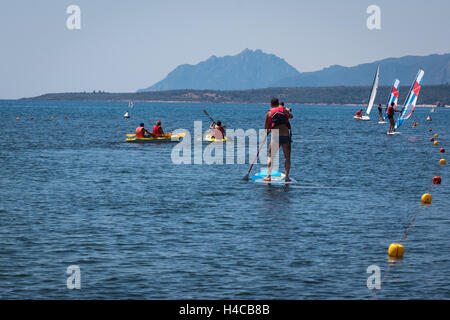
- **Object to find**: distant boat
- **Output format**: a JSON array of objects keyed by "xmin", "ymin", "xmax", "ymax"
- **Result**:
[
  {"xmin": 431, "ymin": 107, "xmax": 436, "ymax": 112},
  {"xmin": 354, "ymin": 65, "xmax": 379, "ymax": 121},
  {"xmin": 128, "ymin": 101, "xmax": 134, "ymax": 108},
  {"xmin": 124, "ymin": 111, "xmax": 130, "ymax": 118}
]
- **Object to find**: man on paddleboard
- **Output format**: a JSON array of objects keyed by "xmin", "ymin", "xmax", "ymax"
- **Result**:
[
  {"xmin": 387, "ymin": 102, "xmax": 402, "ymax": 133},
  {"xmin": 377, "ymin": 104, "xmax": 384, "ymax": 122},
  {"xmin": 264, "ymin": 98, "xmax": 293, "ymax": 182},
  {"xmin": 135, "ymin": 123, "xmax": 154, "ymax": 138}
]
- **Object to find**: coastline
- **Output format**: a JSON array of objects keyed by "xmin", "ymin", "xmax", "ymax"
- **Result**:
[{"xmin": 8, "ymin": 98, "xmax": 446, "ymax": 108}]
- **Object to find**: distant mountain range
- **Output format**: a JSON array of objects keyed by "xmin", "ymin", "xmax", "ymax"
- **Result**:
[
  {"xmin": 137, "ymin": 50, "xmax": 450, "ymax": 92},
  {"xmin": 138, "ymin": 49, "xmax": 300, "ymax": 92},
  {"xmin": 273, "ymin": 53, "xmax": 450, "ymax": 87}
]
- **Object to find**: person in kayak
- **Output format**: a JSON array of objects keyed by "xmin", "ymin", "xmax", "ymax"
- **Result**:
[
  {"xmin": 135, "ymin": 123, "xmax": 153, "ymax": 138},
  {"xmin": 209, "ymin": 120, "xmax": 225, "ymax": 139},
  {"xmin": 355, "ymin": 109, "xmax": 363, "ymax": 118},
  {"xmin": 387, "ymin": 102, "xmax": 402, "ymax": 133},
  {"xmin": 264, "ymin": 97, "xmax": 293, "ymax": 182},
  {"xmin": 153, "ymin": 120, "xmax": 165, "ymax": 137},
  {"xmin": 377, "ymin": 104, "xmax": 384, "ymax": 121}
]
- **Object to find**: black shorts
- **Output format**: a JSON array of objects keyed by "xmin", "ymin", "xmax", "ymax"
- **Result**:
[{"xmin": 279, "ymin": 135, "xmax": 292, "ymax": 145}]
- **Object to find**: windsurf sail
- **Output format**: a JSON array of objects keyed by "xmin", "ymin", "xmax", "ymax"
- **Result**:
[
  {"xmin": 395, "ymin": 69, "xmax": 425, "ymax": 129},
  {"xmin": 384, "ymin": 79, "xmax": 400, "ymax": 120},
  {"xmin": 129, "ymin": 101, "xmax": 134, "ymax": 108},
  {"xmin": 365, "ymin": 65, "xmax": 380, "ymax": 116}
]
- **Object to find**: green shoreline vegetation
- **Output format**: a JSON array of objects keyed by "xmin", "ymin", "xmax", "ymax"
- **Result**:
[{"xmin": 21, "ymin": 85, "xmax": 449, "ymax": 106}]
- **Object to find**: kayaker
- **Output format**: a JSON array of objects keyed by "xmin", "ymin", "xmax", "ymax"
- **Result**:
[
  {"xmin": 377, "ymin": 104, "xmax": 384, "ymax": 121},
  {"xmin": 135, "ymin": 123, "xmax": 153, "ymax": 138},
  {"xmin": 387, "ymin": 102, "xmax": 402, "ymax": 133},
  {"xmin": 209, "ymin": 120, "xmax": 225, "ymax": 139},
  {"xmin": 355, "ymin": 109, "xmax": 363, "ymax": 118},
  {"xmin": 153, "ymin": 120, "xmax": 165, "ymax": 137},
  {"xmin": 264, "ymin": 97, "xmax": 293, "ymax": 182}
]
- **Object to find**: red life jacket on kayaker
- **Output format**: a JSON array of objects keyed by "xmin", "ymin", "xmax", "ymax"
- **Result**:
[
  {"xmin": 214, "ymin": 125, "xmax": 225, "ymax": 138},
  {"xmin": 268, "ymin": 106, "xmax": 290, "ymax": 129},
  {"xmin": 135, "ymin": 126, "xmax": 145, "ymax": 138},
  {"xmin": 355, "ymin": 110, "xmax": 362, "ymax": 117},
  {"xmin": 153, "ymin": 125, "xmax": 163, "ymax": 136}
]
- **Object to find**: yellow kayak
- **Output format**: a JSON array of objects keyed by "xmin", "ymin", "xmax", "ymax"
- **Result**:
[
  {"xmin": 126, "ymin": 132, "xmax": 186, "ymax": 143},
  {"xmin": 205, "ymin": 134, "xmax": 227, "ymax": 142}
]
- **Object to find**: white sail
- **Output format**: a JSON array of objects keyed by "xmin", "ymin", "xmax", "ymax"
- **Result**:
[
  {"xmin": 365, "ymin": 65, "xmax": 379, "ymax": 116},
  {"xmin": 128, "ymin": 101, "xmax": 134, "ymax": 108}
]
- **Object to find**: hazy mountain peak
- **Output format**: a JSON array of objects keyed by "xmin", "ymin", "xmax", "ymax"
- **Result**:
[{"xmin": 138, "ymin": 49, "xmax": 300, "ymax": 92}]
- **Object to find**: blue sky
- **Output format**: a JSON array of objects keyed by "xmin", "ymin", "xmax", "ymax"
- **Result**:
[{"xmin": 0, "ymin": 0, "xmax": 449, "ymax": 98}]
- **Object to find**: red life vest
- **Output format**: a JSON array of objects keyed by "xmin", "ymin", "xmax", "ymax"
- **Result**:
[
  {"xmin": 355, "ymin": 110, "xmax": 362, "ymax": 117},
  {"xmin": 387, "ymin": 105, "xmax": 394, "ymax": 116},
  {"xmin": 135, "ymin": 127, "xmax": 145, "ymax": 138},
  {"xmin": 153, "ymin": 125, "xmax": 162, "ymax": 136},
  {"xmin": 214, "ymin": 125, "xmax": 225, "ymax": 138},
  {"xmin": 268, "ymin": 106, "xmax": 290, "ymax": 129}
]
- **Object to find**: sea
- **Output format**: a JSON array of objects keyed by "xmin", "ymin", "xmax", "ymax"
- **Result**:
[{"xmin": 0, "ymin": 100, "xmax": 449, "ymax": 299}]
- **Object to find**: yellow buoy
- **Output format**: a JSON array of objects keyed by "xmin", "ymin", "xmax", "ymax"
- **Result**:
[
  {"xmin": 16, "ymin": 117, "xmax": 20, "ymax": 120},
  {"xmin": 388, "ymin": 243, "xmax": 405, "ymax": 258},
  {"xmin": 440, "ymin": 159, "xmax": 446, "ymax": 165},
  {"xmin": 434, "ymin": 134, "xmax": 438, "ymax": 138},
  {"xmin": 434, "ymin": 141, "xmax": 439, "ymax": 146},
  {"xmin": 421, "ymin": 193, "xmax": 432, "ymax": 205},
  {"xmin": 51, "ymin": 116, "xmax": 55, "ymax": 120}
]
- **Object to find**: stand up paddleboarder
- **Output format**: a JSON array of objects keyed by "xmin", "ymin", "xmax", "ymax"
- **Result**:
[{"xmin": 264, "ymin": 98, "xmax": 293, "ymax": 182}]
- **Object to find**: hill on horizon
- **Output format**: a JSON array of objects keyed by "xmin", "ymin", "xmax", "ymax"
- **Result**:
[
  {"xmin": 138, "ymin": 49, "xmax": 300, "ymax": 92},
  {"xmin": 272, "ymin": 53, "xmax": 450, "ymax": 87},
  {"xmin": 138, "ymin": 51, "xmax": 450, "ymax": 92}
]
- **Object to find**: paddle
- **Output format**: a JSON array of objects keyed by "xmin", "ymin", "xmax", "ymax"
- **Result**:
[
  {"xmin": 202, "ymin": 109, "xmax": 227, "ymax": 128},
  {"xmin": 242, "ymin": 132, "xmax": 268, "ymax": 181},
  {"xmin": 202, "ymin": 109, "xmax": 215, "ymax": 123}
]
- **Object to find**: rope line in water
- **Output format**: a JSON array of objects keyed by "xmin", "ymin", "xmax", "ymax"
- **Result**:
[{"xmin": 373, "ymin": 112, "xmax": 445, "ymax": 299}]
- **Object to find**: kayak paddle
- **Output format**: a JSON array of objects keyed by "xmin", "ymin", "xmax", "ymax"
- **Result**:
[
  {"xmin": 202, "ymin": 109, "xmax": 215, "ymax": 123},
  {"xmin": 202, "ymin": 109, "xmax": 227, "ymax": 128}
]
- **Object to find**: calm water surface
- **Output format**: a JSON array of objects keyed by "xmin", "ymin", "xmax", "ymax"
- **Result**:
[{"xmin": 0, "ymin": 100, "xmax": 449, "ymax": 299}]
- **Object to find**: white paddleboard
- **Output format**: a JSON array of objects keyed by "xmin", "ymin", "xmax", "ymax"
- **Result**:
[
  {"xmin": 386, "ymin": 131, "xmax": 400, "ymax": 135},
  {"xmin": 378, "ymin": 121, "xmax": 386, "ymax": 124}
]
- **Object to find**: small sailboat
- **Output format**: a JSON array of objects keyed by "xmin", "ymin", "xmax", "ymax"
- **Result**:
[
  {"xmin": 354, "ymin": 65, "xmax": 379, "ymax": 121},
  {"xmin": 123, "ymin": 111, "xmax": 130, "ymax": 118},
  {"xmin": 394, "ymin": 69, "xmax": 425, "ymax": 131},
  {"xmin": 128, "ymin": 101, "xmax": 134, "ymax": 108},
  {"xmin": 431, "ymin": 107, "xmax": 436, "ymax": 113}
]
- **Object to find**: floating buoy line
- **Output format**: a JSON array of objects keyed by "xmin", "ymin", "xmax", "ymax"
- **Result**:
[
  {"xmin": 374, "ymin": 112, "xmax": 446, "ymax": 298},
  {"xmin": 14, "ymin": 116, "xmax": 69, "ymax": 120}
]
